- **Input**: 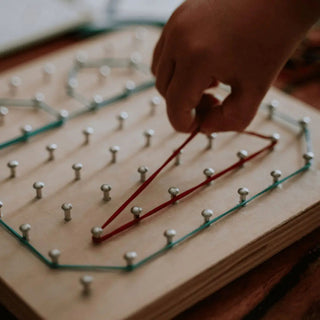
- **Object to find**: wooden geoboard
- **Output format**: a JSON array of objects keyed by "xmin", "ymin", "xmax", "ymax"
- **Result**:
[{"xmin": 0, "ymin": 26, "xmax": 319, "ymax": 320}]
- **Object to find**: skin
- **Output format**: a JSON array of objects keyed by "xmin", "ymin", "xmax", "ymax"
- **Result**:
[{"xmin": 152, "ymin": 0, "xmax": 320, "ymax": 134}]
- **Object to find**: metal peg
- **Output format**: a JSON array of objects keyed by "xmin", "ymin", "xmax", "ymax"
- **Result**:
[
  {"xmin": 61, "ymin": 203, "xmax": 73, "ymax": 221},
  {"xmin": 168, "ymin": 187, "xmax": 180, "ymax": 204},
  {"xmin": 206, "ymin": 133, "xmax": 217, "ymax": 150},
  {"xmin": 174, "ymin": 149, "xmax": 183, "ymax": 166},
  {"xmin": 91, "ymin": 227, "xmax": 103, "ymax": 239},
  {"xmin": 164, "ymin": 229, "xmax": 176, "ymax": 245},
  {"xmin": 203, "ymin": 168, "xmax": 215, "ymax": 185},
  {"xmin": 137, "ymin": 166, "xmax": 148, "ymax": 183},
  {"xmin": 149, "ymin": 96, "xmax": 160, "ymax": 116},
  {"xmin": 48, "ymin": 249, "xmax": 61, "ymax": 264},
  {"xmin": 131, "ymin": 206, "xmax": 142, "ymax": 219},
  {"xmin": 268, "ymin": 100, "xmax": 279, "ymax": 119},
  {"xmin": 238, "ymin": 187, "xmax": 249, "ymax": 205},
  {"xmin": 271, "ymin": 170, "xmax": 282, "ymax": 184},
  {"xmin": 46, "ymin": 144, "xmax": 57, "ymax": 161},
  {"xmin": 201, "ymin": 209, "xmax": 213, "ymax": 223},
  {"xmin": 0, "ymin": 106, "xmax": 8, "ymax": 125},
  {"xmin": 19, "ymin": 224, "xmax": 31, "ymax": 241},
  {"xmin": 117, "ymin": 112, "xmax": 128, "ymax": 130},
  {"xmin": 7, "ymin": 160, "xmax": 19, "ymax": 178},
  {"xmin": 109, "ymin": 146, "xmax": 120, "ymax": 163},
  {"xmin": 144, "ymin": 129, "xmax": 154, "ymax": 147},
  {"xmin": 124, "ymin": 251, "xmax": 137, "ymax": 267},
  {"xmin": 100, "ymin": 184, "xmax": 111, "ymax": 201},
  {"xmin": 80, "ymin": 275, "xmax": 93, "ymax": 294},
  {"xmin": 82, "ymin": 127, "xmax": 94, "ymax": 144},
  {"xmin": 303, "ymin": 152, "xmax": 314, "ymax": 165},
  {"xmin": 72, "ymin": 163, "xmax": 83, "ymax": 180},
  {"xmin": 33, "ymin": 181, "xmax": 45, "ymax": 199}
]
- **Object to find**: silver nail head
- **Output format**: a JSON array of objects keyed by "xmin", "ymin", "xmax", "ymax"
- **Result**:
[
  {"xmin": 303, "ymin": 152, "xmax": 314, "ymax": 165},
  {"xmin": 75, "ymin": 51, "xmax": 88, "ymax": 67},
  {"xmin": 72, "ymin": 163, "xmax": 83, "ymax": 180},
  {"xmin": 43, "ymin": 63, "xmax": 56, "ymax": 81},
  {"xmin": 9, "ymin": 76, "xmax": 21, "ymax": 94},
  {"xmin": 271, "ymin": 170, "xmax": 282, "ymax": 184},
  {"xmin": 203, "ymin": 168, "xmax": 215, "ymax": 185},
  {"xmin": 46, "ymin": 143, "xmax": 57, "ymax": 161},
  {"xmin": 21, "ymin": 124, "xmax": 33, "ymax": 137},
  {"xmin": 48, "ymin": 249, "xmax": 61, "ymax": 265},
  {"xmin": 133, "ymin": 27, "xmax": 147, "ymax": 45},
  {"xmin": 66, "ymin": 78, "xmax": 78, "ymax": 95},
  {"xmin": 206, "ymin": 133, "xmax": 217, "ymax": 150},
  {"xmin": 201, "ymin": 209, "xmax": 213, "ymax": 223},
  {"xmin": 174, "ymin": 149, "xmax": 183, "ymax": 166},
  {"xmin": 90, "ymin": 94, "xmax": 103, "ymax": 110},
  {"xmin": 83, "ymin": 127, "xmax": 94, "ymax": 144},
  {"xmin": 33, "ymin": 181, "xmax": 45, "ymax": 199},
  {"xmin": 0, "ymin": 106, "xmax": 9, "ymax": 125},
  {"xmin": 61, "ymin": 203, "xmax": 73, "ymax": 222},
  {"xmin": 238, "ymin": 187, "xmax": 249, "ymax": 205},
  {"xmin": 7, "ymin": 160, "xmax": 19, "ymax": 178},
  {"xmin": 99, "ymin": 65, "xmax": 111, "ymax": 80},
  {"xmin": 124, "ymin": 251, "xmax": 137, "ymax": 267},
  {"xmin": 130, "ymin": 52, "xmax": 142, "ymax": 68},
  {"xmin": 150, "ymin": 96, "xmax": 160, "ymax": 115},
  {"xmin": 164, "ymin": 229, "xmax": 176, "ymax": 245},
  {"xmin": 144, "ymin": 129, "xmax": 154, "ymax": 147},
  {"xmin": 137, "ymin": 166, "xmax": 148, "ymax": 183},
  {"xmin": 117, "ymin": 112, "xmax": 128, "ymax": 130},
  {"xmin": 268, "ymin": 100, "xmax": 279, "ymax": 119},
  {"xmin": 109, "ymin": 146, "xmax": 120, "ymax": 163},
  {"xmin": 33, "ymin": 92, "xmax": 45, "ymax": 107},
  {"xmin": 59, "ymin": 110, "xmax": 69, "ymax": 122},
  {"xmin": 299, "ymin": 117, "xmax": 311, "ymax": 131},
  {"xmin": 19, "ymin": 223, "xmax": 31, "ymax": 241},
  {"xmin": 237, "ymin": 150, "xmax": 248, "ymax": 160},
  {"xmin": 80, "ymin": 275, "xmax": 93, "ymax": 294},
  {"xmin": 100, "ymin": 184, "xmax": 112, "ymax": 201},
  {"xmin": 271, "ymin": 133, "xmax": 280, "ymax": 143},
  {"xmin": 0, "ymin": 201, "xmax": 3, "ymax": 218},
  {"xmin": 131, "ymin": 206, "xmax": 142, "ymax": 219},
  {"xmin": 124, "ymin": 80, "xmax": 136, "ymax": 95},
  {"xmin": 91, "ymin": 227, "xmax": 103, "ymax": 239},
  {"xmin": 168, "ymin": 187, "xmax": 180, "ymax": 204}
]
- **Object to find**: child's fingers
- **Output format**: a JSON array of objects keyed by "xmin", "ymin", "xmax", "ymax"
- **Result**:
[
  {"xmin": 199, "ymin": 87, "xmax": 259, "ymax": 133},
  {"xmin": 154, "ymin": 41, "xmax": 176, "ymax": 96},
  {"xmin": 165, "ymin": 63, "xmax": 212, "ymax": 132},
  {"xmin": 155, "ymin": 58, "xmax": 175, "ymax": 97}
]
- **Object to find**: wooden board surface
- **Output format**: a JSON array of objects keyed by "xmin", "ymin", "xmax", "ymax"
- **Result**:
[{"xmin": 0, "ymin": 26, "xmax": 319, "ymax": 320}]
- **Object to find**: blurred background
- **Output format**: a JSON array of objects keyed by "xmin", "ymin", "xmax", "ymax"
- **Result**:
[{"xmin": 0, "ymin": 0, "xmax": 183, "ymax": 56}]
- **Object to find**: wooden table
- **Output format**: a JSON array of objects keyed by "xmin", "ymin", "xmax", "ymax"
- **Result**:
[{"xmin": 0, "ymin": 32, "xmax": 319, "ymax": 320}]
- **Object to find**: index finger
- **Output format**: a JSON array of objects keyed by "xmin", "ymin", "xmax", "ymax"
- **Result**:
[{"xmin": 165, "ymin": 62, "xmax": 212, "ymax": 132}]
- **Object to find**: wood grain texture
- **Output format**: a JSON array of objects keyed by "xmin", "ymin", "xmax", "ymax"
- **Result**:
[{"xmin": 0, "ymin": 26, "xmax": 319, "ymax": 320}]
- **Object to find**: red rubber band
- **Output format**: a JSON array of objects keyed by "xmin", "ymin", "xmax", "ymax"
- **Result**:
[{"xmin": 93, "ymin": 130, "xmax": 276, "ymax": 243}]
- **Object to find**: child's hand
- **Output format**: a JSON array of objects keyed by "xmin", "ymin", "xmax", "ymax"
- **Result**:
[{"xmin": 152, "ymin": 0, "xmax": 320, "ymax": 133}]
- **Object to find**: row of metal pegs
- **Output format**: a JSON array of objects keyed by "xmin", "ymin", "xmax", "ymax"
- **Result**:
[
  {"xmin": 4, "ymin": 48, "xmax": 147, "ymax": 97},
  {"xmin": 0, "ymin": 146, "xmax": 313, "ymax": 222}
]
